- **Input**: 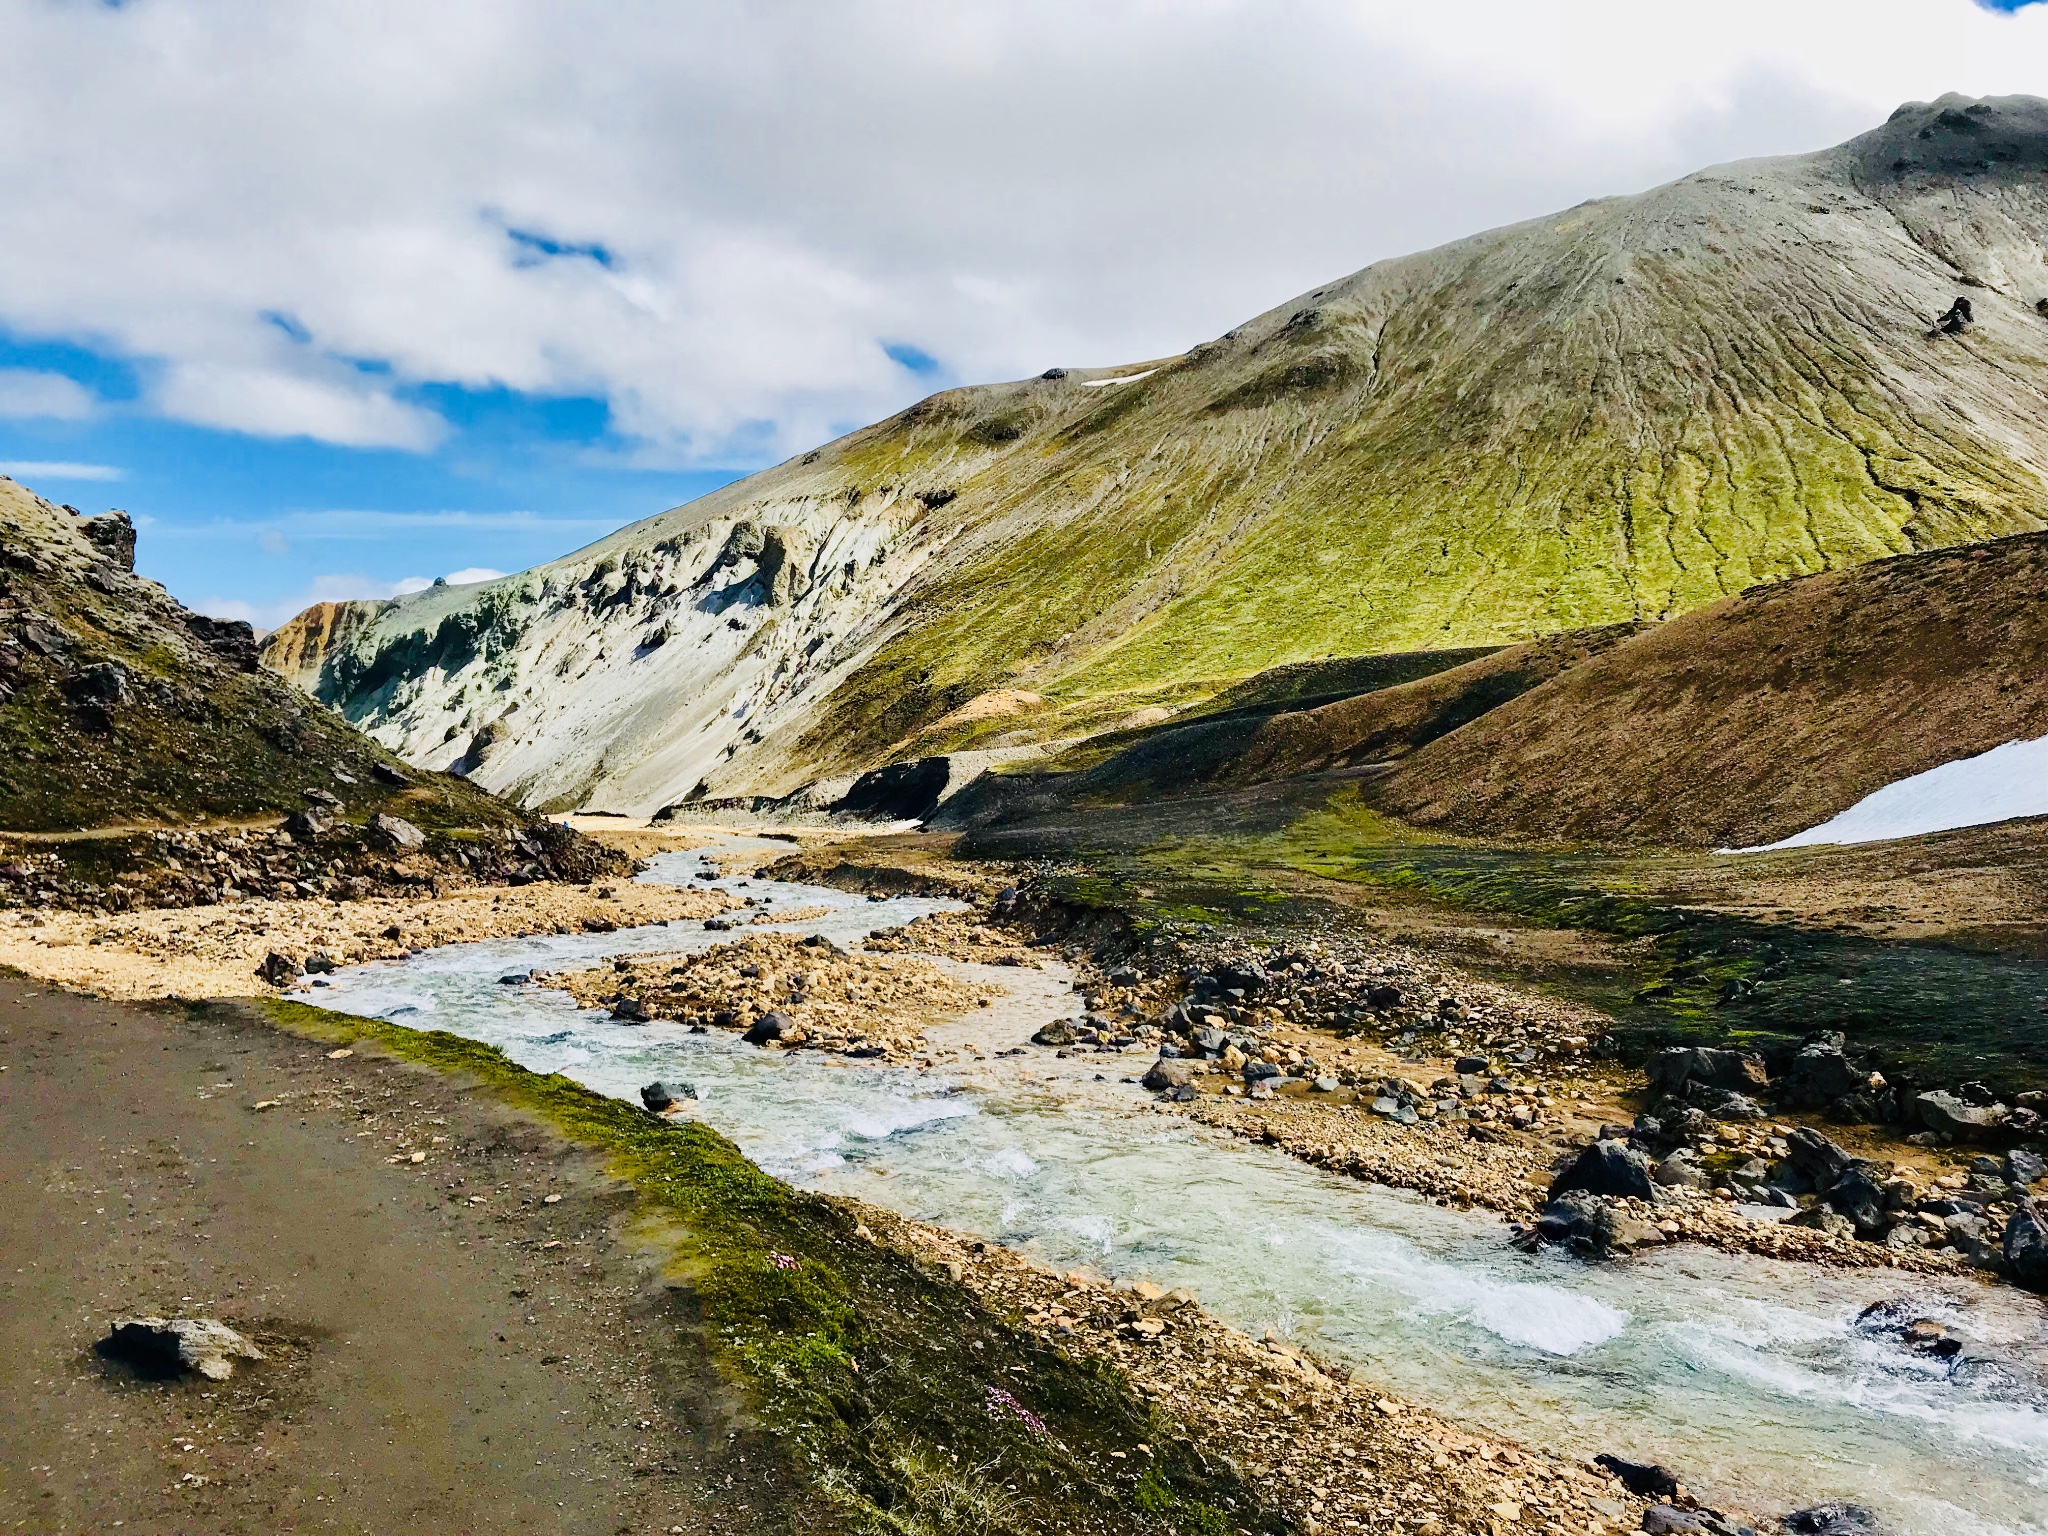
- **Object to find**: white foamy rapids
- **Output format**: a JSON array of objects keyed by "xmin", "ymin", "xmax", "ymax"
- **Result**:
[{"xmin": 304, "ymin": 837, "xmax": 2048, "ymax": 1536}]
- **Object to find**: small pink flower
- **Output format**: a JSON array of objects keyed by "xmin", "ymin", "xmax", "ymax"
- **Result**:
[
  {"xmin": 985, "ymin": 1384, "xmax": 1047, "ymax": 1435},
  {"xmin": 769, "ymin": 1252, "xmax": 801, "ymax": 1271}
]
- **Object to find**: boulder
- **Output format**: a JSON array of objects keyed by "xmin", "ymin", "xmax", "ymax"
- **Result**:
[
  {"xmin": 1785, "ymin": 1043, "xmax": 1868, "ymax": 1107},
  {"xmin": 1912, "ymin": 1089, "xmax": 2007, "ymax": 1141},
  {"xmin": 1243, "ymin": 1060, "xmax": 1282, "ymax": 1085},
  {"xmin": 640, "ymin": 1081, "xmax": 695, "ymax": 1112},
  {"xmin": 610, "ymin": 996, "xmax": 649, "ymax": 1023},
  {"xmin": 1784, "ymin": 1504, "xmax": 1887, "ymax": 1536},
  {"xmin": 1191, "ymin": 1027, "xmax": 1229, "ymax": 1057},
  {"xmin": 1454, "ymin": 1055, "xmax": 1490, "ymax": 1075},
  {"xmin": 1142, "ymin": 1058, "xmax": 1195, "ymax": 1092},
  {"xmin": 1647, "ymin": 1047, "xmax": 1768, "ymax": 1096},
  {"xmin": 1364, "ymin": 983, "xmax": 1402, "ymax": 1010},
  {"xmin": 1786, "ymin": 1127, "xmax": 1853, "ymax": 1186},
  {"xmin": 1535, "ymin": 1191, "xmax": 1662, "ymax": 1257},
  {"xmin": 1031, "ymin": 1018, "xmax": 1078, "ymax": 1046},
  {"xmin": 1654, "ymin": 1152, "xmax": 1706, "ymax": 1189},
  {"xmin": 254, "ymin": 951, "xmax": 301, "ymax": 987},
  {"xmin": 303, "ymin": 953, "xmax": 338, "ymax": 975},
  {"xmin": 1641, "ymin": 1507, "xmax": 1703, "ymax": 1535},
  {"xmin": 1550, "ymin": 1140, "xmax": 1658, "ymax": 1203},
  {"xmin": 100, "ymin": 1317, "xmax": 263, "ymax": 1381},
  {"xmin": 368, "ymin": 813, "xmax": 427, "ymax": 852},
  {"xmin": 2005, "ymin": 1197, "xmax": 2048, "ymax": 1290},
  {"xmin": 1823, "ymin": 1164, "xmax": 1890, "ymax": 1237},
  {"xmin": 80, "ymin": 509, "xmax": 136, "ymax": 568},
  {"xmin": 2007, "ymin": 1150, "xmax": 2045, "ymax": 1188},
  {"xmin": 1594, "ymin": 1455, "xmax": 1680, "ymax": 1497},
  {"xmin": 284, "ymin": 806, "xmax": 335, "ymax": 839},
  {"xmin": 743, "ymin": 1011, "xmax": 791, "ymax": 1046}
]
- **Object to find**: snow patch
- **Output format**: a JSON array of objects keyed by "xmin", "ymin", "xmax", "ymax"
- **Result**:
[{"xmin": 1733, "ymin": 734, "xmax": 2048, "ymax": 852}]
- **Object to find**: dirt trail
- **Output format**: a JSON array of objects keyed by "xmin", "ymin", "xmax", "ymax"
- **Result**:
[{"xmin": 0, "ymin": 976, "xmax": 813, "ymax": 1535}]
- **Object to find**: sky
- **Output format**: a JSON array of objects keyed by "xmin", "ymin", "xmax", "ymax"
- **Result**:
[{"xmin": 3, "ymin": 0, "xmax": 2047, "ymax": 627}]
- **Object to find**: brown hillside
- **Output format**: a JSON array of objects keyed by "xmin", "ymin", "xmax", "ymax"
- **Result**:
[
  {"xmin": 1214, "ymin": 627, "xmax": 1641, "ymax": 785},
  {"xmin": 1374, "ymin": 532, "xmax": 2048, "ymax": 849}
]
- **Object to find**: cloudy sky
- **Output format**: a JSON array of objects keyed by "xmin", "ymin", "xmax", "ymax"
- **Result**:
[{"xmin": 3, "ymin": 0, "xmax": 2046, "ymax": 625}]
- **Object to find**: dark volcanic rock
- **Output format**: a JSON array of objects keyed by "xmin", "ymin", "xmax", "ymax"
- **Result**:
[
  {"xmin": 2005, "ymin": 1197, "xmax": 2048, "ymax": 1290},
  {"xmin": 1549, "ymin": 1139, "xmax": 1657, "ymax": 1203},
  {"xmin": 1594, "ymin": 1455, "xmax": 1680, "ymax": 1497},
  {"xmin": 743, "ymin": 1011, "xmax": 791, "ymax": 1046}
]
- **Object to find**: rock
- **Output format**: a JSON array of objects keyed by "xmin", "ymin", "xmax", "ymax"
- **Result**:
[
  {"xmin": 1647, "ymin": 1046, "xmax": 1768, "ymax": 1096},
  {"xmin": 1825, "ymin": 1164, "xmax": 1891, "ymax": 1236},
  {"xmin": 2005, "ymin": 1150, "xmax": 2044, "ymax": 1188},
  {"xmin": 1785, "ymin": 1043, "xmax": 1868, "ymax": 1107},
  {"xmin": 1642, "ymin": 1507, "xmax": 1703, "ymax": 1535},
  {"xmin": 80, "ymin": 509, "xmax": 136, "ymax": 568},
  {"xmin": 1191, "ymin": 1026, "xmax": 1229, "ymax": 1057},
  {"xmin": 254, "ymin": 951, "xmax": 301, "ymax": 987},
  {"xmin": 302, "ymin": 786, "xmax": 341, "ymax": 807},
  {"xmin": 100, "ymin": 1317, "xmax": 263, "ymax": 1381},
  {"xmin": 1364, "ymin": 983, "xmax": 1402, "ymax": 1010},
  {"xmin": 1536, "ymin": 1191, "xmax": 1661, "ymax": 1256},
  {"xmin": 640, "ymin": 1081, "xmax": 694, "ymax": 1111},
  {"xmin": 303, "ymin": 953, "xmax": 337, "ymax": 975},
  {"xmin": 1596, "ymin": 1456, "xmax": 1680, "ymax": 1497},
  {"xmin": 1785, "ymin": 1503, "xmax": 1887, "ymax": 1536},
  {"xmin": 1734, "ymin": 1202, "xmax": 1798, "ymax": 1223},
  {"xmin": 1786, "ymin": 1126, "xmax": 1853, "ymax": 1185},
  {"xmin": 1243, "ymin": 1060, "xmax": 1282, "ymax": 1085},
  {"xmin": 610, "ymin": 996, "xmax": 649, "ymax": 1023},
  {"xmin": 1912, "ymin": 1089, "xmax": 2007, "ymax": 1140},
  {"xmin": 1311, "ymin": 1075, "xmax": 1340, "ymax": 1093},
  {"xmin": 284, "ymin": 806, "xmax": 335, "ymax": 839},
  {"xmin": 1928, "ymin": 295, "xmax": 1973, "ymax": 336},
  {"xmin": 743, "ymin": 1011, "xmax": 791, "ymax": 1046},
  {"xmin": 1791, "ymin": 1207, "xmax": 1857, "ymax": 1239},
  {"xmin": 1032, "ymin": 1018, "xmax": 1078, "ymax": 1046},
  {"xmin": 1436, "ymin": 997, "xmax": 1469, "ymax": 1022},
  {"xmin": 1550, "ymin": 1140, "xmax": 1658, "ymax": 1203},
  {"xmin": 498, "ymin": 972, "xmax": 530, "ymax": 985},
  {"xmin": 1142, "ymin": 1058, "xmax": 1195, "ymax": 1092},
  {"xmin": 2005, "ymin": 1197, "xmax": 2048, "ymax": 1290},
  {"xmin": 368, "ymin": 813, "xmax": 427, "ymax": 852},
  {"xmin": 1654, "ymin": 1152, "xmax": 1706, "ymax": 1189},
  {"xmin": 371, "ymin": 762, "xmax": 412, "ymax": 787},
  {"xmin": 1454, "ymin": 1055, "xmax": 1490, "ymax": 1075},
  {"xmin": 63, "ymin": 660, "xmax": 132, "ymax": 708}
]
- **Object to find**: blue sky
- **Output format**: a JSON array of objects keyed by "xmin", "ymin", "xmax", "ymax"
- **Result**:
[{"xmin": 3, "ymin": 2, "xmax": 2045, "ymax": 628}]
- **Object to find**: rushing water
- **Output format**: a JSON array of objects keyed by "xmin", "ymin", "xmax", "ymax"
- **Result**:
[{"xmin": 302, "ymin": 842, "xmax": 2048, "ymax": 1534}]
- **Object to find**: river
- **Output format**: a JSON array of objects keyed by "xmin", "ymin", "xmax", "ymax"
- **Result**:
[{"xmin": 299, "ymin": 842, "xmax": 2048, "ymax": 1535}]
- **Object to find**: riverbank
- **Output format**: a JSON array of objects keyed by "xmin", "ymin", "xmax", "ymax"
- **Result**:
[{"xmin": 0, "ymin": 972, "xmax": 811, "ymax": 1534}]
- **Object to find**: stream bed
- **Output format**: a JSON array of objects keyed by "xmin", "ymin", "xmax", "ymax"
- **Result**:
[{"xmin": 301, "ymin": 843, "xmax": 2048, "ymax": 1535}]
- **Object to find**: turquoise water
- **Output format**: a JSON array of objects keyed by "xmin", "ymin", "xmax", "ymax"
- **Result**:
[{"xmin": 304, "ymin": 844, "xmax": 2048, "ymax": 1535}]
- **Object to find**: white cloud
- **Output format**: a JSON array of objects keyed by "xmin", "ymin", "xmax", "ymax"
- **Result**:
[
  {"xmin": 0, "ymin": 3, "xmax": 2043, "ymax": 462},
  {"xmin": 195, "ymin": 571, "xmax": 434, "ymax": 629},
  {"xmin": 0, "ymin": 460, "xmax": 123, "ymax": 482},
  {"xmin": 0, "ymin": 368, "xmax": 97, "ymax": 420},
  {"xmin": 443, "ymin": 566, "xmax": 507, "ymax": 585}
]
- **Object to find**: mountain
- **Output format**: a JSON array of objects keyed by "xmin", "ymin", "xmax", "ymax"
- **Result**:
[
  {"xmin": 943, "ymin": 530, "xmax": 2048, "ymax": 851},
  {"xmin": 0, "ymin": 476, "xmax": 518, "ymax": 836},
  {"xmin": 266, "ymin": 94, "xmax": 2048, "ymax": 816}
]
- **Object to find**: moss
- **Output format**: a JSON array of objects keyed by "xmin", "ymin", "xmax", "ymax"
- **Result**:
[{"xmin": 252, "ymin": 1000, "xmax": 1278, "ymax": 1535}]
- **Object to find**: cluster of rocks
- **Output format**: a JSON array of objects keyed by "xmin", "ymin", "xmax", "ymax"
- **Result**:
[
  {"xmin": 545, "ymin": 931, "xmax": 996, "ymax": 1059},
  {"xmin": 1528, "ymin": 1106, "xmax": 2048, "ymax": 1283},
  {"xmin": 1653, "ymin": 1032, "xmax": 2045, "ymax": 1144},
  {"xmin": 0, "ymin": 811, "xmax": 630, "ymax": 915}
]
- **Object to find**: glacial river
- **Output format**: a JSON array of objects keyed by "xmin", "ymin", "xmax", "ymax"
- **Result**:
[{"xmin": 302, "ymin": 842, "xmax": 2048, "ymax": 1535}]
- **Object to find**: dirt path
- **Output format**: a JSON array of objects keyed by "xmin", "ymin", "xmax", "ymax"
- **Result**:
[{"xmin": 0, "ymin": 975, "xmax": 818, "ymax": 1535}]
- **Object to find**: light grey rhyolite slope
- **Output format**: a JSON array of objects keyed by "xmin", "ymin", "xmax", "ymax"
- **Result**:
[{"xmin": 265, "ymin": 95, "xmax": 2048, "ymax": 815}]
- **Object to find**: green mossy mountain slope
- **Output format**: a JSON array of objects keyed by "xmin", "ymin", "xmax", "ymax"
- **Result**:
[{"xmin": 272, "ymin": 95, "xmax": 2048, "ymax": 809}]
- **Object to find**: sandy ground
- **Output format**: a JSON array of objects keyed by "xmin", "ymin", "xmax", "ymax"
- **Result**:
[
  {"xmin": 0, "ymin": 879, "xmax": 738, "ymax": 1002},
  {"xmin": 0, "ymin": 976, "xmax": 817, "ymax": 1535}
]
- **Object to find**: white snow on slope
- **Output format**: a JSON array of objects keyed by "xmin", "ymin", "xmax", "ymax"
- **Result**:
[{"xmin": 1734, "ymin": 733, "xmax": 2048, "ymax": 852}]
